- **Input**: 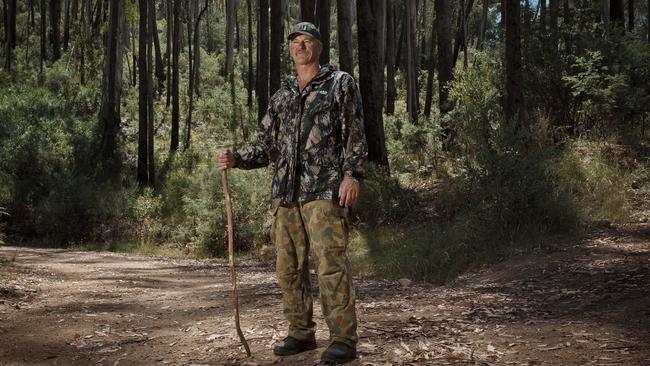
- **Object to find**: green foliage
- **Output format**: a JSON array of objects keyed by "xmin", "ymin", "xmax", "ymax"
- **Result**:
[
  {"xmin": 133, "ymin": 188, "xmax": 164, "ymax": 244},
  {"xmin": 156, "ymin": 150, "xmax": 271, "ymax": 256},
  {"xmin": 446, "ymin": 51, "xmax": 503, "ymax": 161},
  {"xmin": 353, "ymin": 54, "xmax": 585, "ymax": 282},
  {"xmin": 355, "ymin": 163, "xmax": 418, "ymax": 227},
  {"xmin": 563, "ymin": 50, "xmax": 628, "ymax": 135},
  {"xmin": 0, "ymin": 63, "xmax": 129, "ymax": 245},
  {"xmin": 553, "ymin": 140, "xmax": 630, "ymax": 222},
  {"xmin": 384, "ymin": 113, "xmax": 442, "ymax": 177}
]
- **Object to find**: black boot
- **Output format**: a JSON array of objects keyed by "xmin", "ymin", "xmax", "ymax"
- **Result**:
[
  {"xmin": 320, "ymin": 341, "xmax": 356, "ymax": 364},
  {"xmin": 273, "ymin": 336, "xmax": 317, "ymax": 356}
]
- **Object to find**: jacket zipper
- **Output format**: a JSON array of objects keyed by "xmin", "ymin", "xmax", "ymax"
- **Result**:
[{"xmin": 291, "ymin": 90, "xmax": 306, "ymax": 203}]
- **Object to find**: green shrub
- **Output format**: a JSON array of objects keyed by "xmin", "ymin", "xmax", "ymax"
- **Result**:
[
  {"xmin": 563, "ymin": 50, "xmax": 628, "ymax": 136},
  {"xmin": 352, "ymin": 51, "xmax": 584, "ymax": 283},
  {"xmin": 133, "ymin": 188, "xmax": 164, "ymax": 244},
  {"xmin": 553, "ymin": 140, "xmax": 630, "ymax": 223},
  {"xmin": 157, "ymin": 149, "xmax": 272, "ymax": 256},
  {"xmin": 355, "ymin": 163, "xmax": 418, "ymax": 227}
]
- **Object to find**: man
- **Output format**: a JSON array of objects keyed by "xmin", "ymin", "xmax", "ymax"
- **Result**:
[{"xmin": 218, "ymin": 22, "xmax": 367, "ymax": 364}]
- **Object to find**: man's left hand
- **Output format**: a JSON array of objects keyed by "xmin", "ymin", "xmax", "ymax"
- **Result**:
[{"xmin": 338, "ymin": 177, "xmax": 360, "ymax": 207}]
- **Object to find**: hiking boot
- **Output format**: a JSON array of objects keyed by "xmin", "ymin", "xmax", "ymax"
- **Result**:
[
  {"xmin": 272, "ymin": 335, "xmax": 317, "ymax": 356},
  {"xmin": 320, "ymin": 341, "xmax": 356, "ymax": 364}
]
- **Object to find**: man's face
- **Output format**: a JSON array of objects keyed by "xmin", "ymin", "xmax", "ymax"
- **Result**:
[{"xmin": 289, "ymin": 34, "xmax": 322, "ymax": 66}]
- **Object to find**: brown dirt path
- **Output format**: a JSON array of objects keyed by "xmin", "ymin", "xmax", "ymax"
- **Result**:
[{"xmin": 1, "ymin": 224, "xmax": 649, "ymax": 366}]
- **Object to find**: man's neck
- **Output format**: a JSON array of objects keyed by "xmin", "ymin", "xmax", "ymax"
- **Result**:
[{"xmin": 295, "ymin": 63, "xmax": 320, "ymax": 92}]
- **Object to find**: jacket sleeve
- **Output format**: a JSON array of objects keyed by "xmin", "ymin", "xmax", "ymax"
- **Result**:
[
  {"xmin": 340, "ymin": 74, "xmax": 368, "ymax": 179},
  {"xmin": 233, "ymin": 104, "xmax": 279, "ymax": 169}
]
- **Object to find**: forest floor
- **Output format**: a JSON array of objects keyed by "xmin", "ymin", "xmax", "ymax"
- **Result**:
[{"xmin": 1, "ymin": 224, "xmax": 649, "ymax": 366}]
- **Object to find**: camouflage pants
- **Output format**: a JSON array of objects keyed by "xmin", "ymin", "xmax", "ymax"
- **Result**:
[{"xmin": 273, "ymin": 199, "xmax": 358, "ymax": 347}]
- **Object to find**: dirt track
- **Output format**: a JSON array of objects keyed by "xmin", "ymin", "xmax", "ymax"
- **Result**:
[{"xmin": 1, "ymin": 225, "xmax": 649, "ymax": 365}]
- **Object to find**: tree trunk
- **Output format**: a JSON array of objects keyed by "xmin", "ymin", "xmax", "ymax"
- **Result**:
[
  {"xmin": 99, "ymin": 0, "xmax": 124, "ymax": 167},
  {"xmin": 406, "ymin": 0, "xmax": 418, "ymax": 124},
  {"xmin": 187, "ymin": 0, "xmax": 195, "ymax": 142},
  {"xmin": 40, "ymin": 0, "xmax": 47, "ymax": 71},
  {"xmin": 206, "ymin": 1, "xmax": 215, "ymax": 52},
  {"xmin": 3, "ymin": 0, "xmax": 11, "ymax": 71},
  {"xmin": 601, "ymin": 0, "xmax": 609, "ymax": 22},
  {"xmin": 300, "ymin": 0, "xmax": 314, "ymax": 22},
  {"xmin": 539, "ymin": 0, "xmax": 546, "ymax": 31},
  {"xmin": 247, "ymin": 0, "xmax": 253, "ymax": 107},
  {"xmin": 186, "ymin": 0, "xmax": 194, "ymax": 99},
  {"xmin": 224, "ymin": 0, "xmax": 235, "ymax": 77},
  {"xmin": 165, "ymin": 0, "xmax": 171, "ymax": 106},
  {"xmin": 424, "ymin": 13, "xmax": 436, "ymax": 117},
  {"xmin": 256, "ymin": 0, "xmax": 269, "ymax": 122},
  {"xmin": 151, "ymin": 2, "xmax": 164, "ymax": 87},
  {"xmin": 79, "ymin": 0, "xmax": 86, "ymax": 80},
  {"xmin": 452, "ymin": 0, "xmax": 474, "ymax": 68},
  {"xmin": 336, "ymin": 0, "xmax": 353, "ymax": 75},
  {"xmin": 435, "ymin": 0, "xmax": 453, "ymax": 115},
  {"xmin": 462, "ymin": 0, "xmax": 472, "ymax": 68},
  {"xmin": 63, "ymin": 0, "xmax": 70, "ymax": 50},
  {"xmin": 147, "ymin": 0, "xmax": 155, "ymax": 185},
  {"xmin": 184, "ymin": 0, "xmax": 209, "ymax": 149},
  {"xmin": 477, "ymin": 0, "xmax": 488, "ymax": 49},
  {"xmin": 546, "ymin": 0, "xmax": 559, "ymax": 55},
  {"xmin": 103, "ymin": 0, "xmax": 108, "ymax": 24},
  {"xmin": 235, "ymin": 9, "xmax": 240, "ymax": 50},
  {"xmin": 505, "ymin": 0, "xmax": 526, "ymax": 129},
  {"xmin": 627, "ymin": 0, "xmax": 634, "ymax": 31},
  {"xmin": 137, "ymin": 0, "xmax": 149, "ymax": 186},
  {"xmin": 315, "ymin": 0, "xmax": 330, "ymax": 65},
  {"xmin": 193, "ymin": 1, "xmax": 202, "ymax": 96},
  {"xmin": 385, "ymin": 0, "xmax": 396, "ymax": 115},
  {"xmin": 8, "ymin": 0, "xmax": 17, "ymax": 49},
  {"xmin": 170, "ymin": 0, "xmax": 180, "ymax": 152},
  {"xmin": 50, "ymin": 0, "xmax": 62, "ymax": 61},
  {"xmin": 524, "ymin": 0, "xmax": 531, "ymax": 35},
  {"xmin": 357, "ymin": 0, "xmax": 388, "ymax": 167},
  {"xmin": 30, "ymin": 0, "xmax": 36, "ymax": 29},
  {"xmin": 647, "ymin": 0, "xmax": 649, "ymax": 42},
  {"xmin": 92, "ymin": 0, "xmax": 102, "ymax": 31},
  {"xmin": 71, "ymin": 0, "xmax": 78, "ymax": 21},
  {"xmin": 395, "ymin": 4, "xmax": 405, "ymax": 71},
  {"xmin": 610, "ymin": 0, "xmax": 624, "ymax": 27},
  {"xmin": 563, "ymin": 0, "xmax": 569, "ymax": 24},
  {"xmin": 419, "ymin": 0, "xmax": 427, "ymax": 62},
  {"xmin": 131, "ymin": 21, "xmax": 136, "ymax": 86},
  {"xmin": 452, "ymin": 0, "xmax": 462, "ymax": 66},
  {"xmin": 270, "ymin": 0, "xmax": 283, "ymax": 95}
]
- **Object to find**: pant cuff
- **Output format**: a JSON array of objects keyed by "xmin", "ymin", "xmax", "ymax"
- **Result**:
[{"xmin": 331, "ymin": 336, "xmax": 357, "ymax": 348}]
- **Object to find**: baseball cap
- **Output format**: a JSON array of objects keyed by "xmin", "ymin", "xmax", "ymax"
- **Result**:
[{"xmin": 287, "ymin": 22, "xmax": 322, "ymax": 42}]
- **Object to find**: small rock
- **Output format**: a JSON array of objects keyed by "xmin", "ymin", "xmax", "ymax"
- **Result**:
[{"xmin": 398, "ymin": 278, "xmax": 412, "ymax": 287}]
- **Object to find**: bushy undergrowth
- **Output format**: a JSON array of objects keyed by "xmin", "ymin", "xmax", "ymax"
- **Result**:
[
  {"xmin": 0, "ymin": 49, "xmax": 269, "ymax": 254},
  {"xmin": 153, "ymin": 150, "xmax": 271, "ymax": 256},
  {"xmin": 0, "ymin": 71, "xmax": 136, "ymax": 244},
  {"xmin": 351, "ymin": 50, "xmax": 635, "ymax": 283}
]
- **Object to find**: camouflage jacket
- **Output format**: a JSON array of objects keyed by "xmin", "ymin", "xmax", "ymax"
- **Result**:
[{"xmin": 233, "ymin": 65, "xmax": 368, "ymax": 209}]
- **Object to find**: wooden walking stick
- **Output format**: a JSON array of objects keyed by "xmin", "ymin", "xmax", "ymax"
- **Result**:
[{"xmin": 221, "ymin": 170, "xmax": 252, "ymax": 357}]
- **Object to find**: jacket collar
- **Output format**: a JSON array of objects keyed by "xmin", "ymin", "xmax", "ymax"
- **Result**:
[{"xmin": 285, "ymin": 64, "xmax": 335, "ymax": 94}]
